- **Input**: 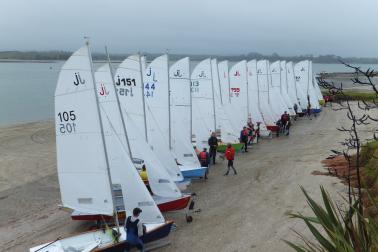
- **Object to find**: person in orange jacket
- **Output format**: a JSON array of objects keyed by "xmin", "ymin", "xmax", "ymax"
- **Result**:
[
  {"xmin": 199, "ymin": 148, "xmax": 210, "ymax": 179},
  {"xmin": 224, "ymin": 143, "xmax": 237, "ymax": 176}
]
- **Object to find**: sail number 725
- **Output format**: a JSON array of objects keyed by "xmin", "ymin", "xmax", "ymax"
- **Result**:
[{"xmin": 57, "ymin": 111, "xmax": 77, "ymax": 134}]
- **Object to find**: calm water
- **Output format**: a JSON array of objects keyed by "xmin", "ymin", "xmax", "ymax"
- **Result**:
[{"xmin": 1, "ymin": 62, "xmax": 378, "ymax": 126}]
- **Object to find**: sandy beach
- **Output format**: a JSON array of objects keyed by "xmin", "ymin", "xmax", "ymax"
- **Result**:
[{"xmin": 1, "ymin": 106, "xmax": 376, "ymax": 252}]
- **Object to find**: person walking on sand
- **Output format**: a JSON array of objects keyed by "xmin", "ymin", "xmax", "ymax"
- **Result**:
[
  {"xmin": 240, "ymin": 126, "xmax": 249, "ymax": 152},
  {"xmin": 247, "ymin": 119, "xmax": 255, "ymax": 145},
  {"xmin": 125, "ymin": 207, "xmax": 145, "ymax": 252},
  {"xmin": 224, "ymin": 143, "xmax": 237, "ymax": 176},
  {"xmin": 208, "ymin": 132, "xmax": 218, "ymax": 164},
  {"xmin": 293, "ymin": 103, "xmax": 298, "ymax": 121},
  {"xmin": 280, "ymin": 111, "xmax": 290, "ymax": 136},
  {"xmin": 199, "ymin": 147, "xmax": 210, "ymax": 179}
]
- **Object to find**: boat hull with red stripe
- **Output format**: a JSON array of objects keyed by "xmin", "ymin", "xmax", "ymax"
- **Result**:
[{"xmin": 71, "ymin": 194, "xmax": 192, "ymax": 221}]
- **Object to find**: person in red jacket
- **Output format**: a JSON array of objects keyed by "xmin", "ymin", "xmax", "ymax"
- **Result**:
[{"xmin": 224, "ymin": 143, "xmax": 237, "ymax": 176}]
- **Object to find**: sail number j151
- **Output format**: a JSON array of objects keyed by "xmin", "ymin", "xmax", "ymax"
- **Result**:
[{"xmin": 57, "ymin": 111, "xmax": 77, "ymax": 134}]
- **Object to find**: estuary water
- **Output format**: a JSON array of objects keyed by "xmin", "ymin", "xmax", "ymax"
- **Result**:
[{"xmin": 0, "ymin": 62, "xmax": 377, "ymax": 126}]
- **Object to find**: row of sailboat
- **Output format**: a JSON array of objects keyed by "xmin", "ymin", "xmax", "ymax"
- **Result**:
[{"xmin": 30, "ymin": 42, "xmax": 323, "ymax": 251}]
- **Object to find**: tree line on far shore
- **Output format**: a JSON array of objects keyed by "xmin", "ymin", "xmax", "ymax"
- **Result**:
[{"xmin": 1, "ymin": 50, "xmax": 378, "ymax": 64}]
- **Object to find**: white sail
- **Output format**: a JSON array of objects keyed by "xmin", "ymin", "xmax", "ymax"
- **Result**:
[
  {"xmin": 308, "ymin": 61, "xmax": 321, "ymax": 109},
  {"xmin": 257, "ymin": 60, "xmax": 280, "ymax": 121},
  {"xmin": 310, "ymin": 61, "xmax": 324, "ymax": 101},
  {"xmin": 95, "ymin": 64, "xmax": 164, "ymax": 223},
  {"xmin": 191, "ymin": 58, "xmax": 215, "ymax": 150},
  {"xmin": 278, "ymin": 61, "xmax": 296, "ymax": 115},
  {"xmin": 294, "ymin": 60, "xmax": 319, "ymax": 110},
  {"xmin": 246, "ymin": 60, "xmax": 272, "ymax": 128},
  {"xmin": 217, "ymin": 60, "xmax": 240, "ymax": 133},
  {"xmin": 169, "ymin": 57, "xmax": 202, "ymax": 169},
  {"xmin": 144, "ymin": 55, "xmax": 184, "ymax": 182},
  {"xmin": 313, "ymin": 76, "xmax": 324, "ymax": 101},
  {"xmin": 55, "ymin": 46, "xmax": 114, "ymax": 216},
  {"xmin": 229, "ymin": 60, "xmax": 249, "ymax": 129},
  {"xmin": 269, "ymin": 61, "xmax": 291, "ymax": 116},
  {"xmin": 286, "ymin": 62, "xmax": 303, "ymax": 113},
  {"xmin": 211, "ymin": 59, "xmax": 239, "ymax": 143},
  {"xmin": 218, "ymin": 60, "xmax": 231, "ymax": 105},
  {"xmin": 114, "ymin": 55, "xmax": 182, "ymax": 197}
]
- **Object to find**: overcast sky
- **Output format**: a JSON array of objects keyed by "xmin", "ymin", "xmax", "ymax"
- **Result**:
[{"xmin": 1, "ymin": 0, "xmax": 378, "ymax": 57}]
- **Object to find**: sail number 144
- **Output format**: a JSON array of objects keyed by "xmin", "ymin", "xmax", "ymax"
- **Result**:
[{"xmin": 57, "ymin": 111, "xmax": 77, "ymax": 134}]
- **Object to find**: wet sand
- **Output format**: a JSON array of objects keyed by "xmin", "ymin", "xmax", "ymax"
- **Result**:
[{"xmin": 0, "ymin": 106, "xmax": 375, "ymax": 252}]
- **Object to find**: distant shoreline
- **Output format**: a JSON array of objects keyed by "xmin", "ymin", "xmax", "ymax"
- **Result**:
[
  {"xmin": 0, "ymin": 59, "xmax": 123, "ymax": 63},
  {"xmin": 1, "ymin": 59, "xmax": 378, "ymax": 65}
]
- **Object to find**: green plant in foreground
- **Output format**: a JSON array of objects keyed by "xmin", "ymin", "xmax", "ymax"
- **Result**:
[{"xmin": 285, "ymin": 186, "xmax": 378, "ymax": 252}]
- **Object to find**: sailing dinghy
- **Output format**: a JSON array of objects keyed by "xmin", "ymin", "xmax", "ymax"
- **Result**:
[
  {"xmin": 286, "ymin": 61, "xmax": 305, "ymax": 113},
  {"xmin": 211, "ymin": 59, "xmax": 243, "ymax": 152},
  {"xmin": 169, "ymin": 57, "xmax": 207, "ymax": 178},
  {"xmin": 276, "ymin": 61, "xmax": 296, "ymax": 115},
  {"xmin": 30, "ymin": 43, "xmax": 173, "ymax": 252},
  {"xmin": 228, "ymin": 60, "xmax": 249, "ymax": 130},
  {"xmin": 190, "ymin": 58, "xmax": 216, "ymax": 150},
  {"xmin": 246, "ymin": 60, "xmax": 271, "ymax": 137},
  {"xmin": 283, "ymin": 61, "xmax": 302, "ymax": 113},
  {"xmin": 310, "ymin": 61, "xmax": 325, "ymax": 105},
  {"xmin": 269, "ymin": 61, "xmax": 292, "ymax": 116},
  {"xmin": 294, "ymin": 60, "xmax": 320, "ymax": 113},
  {"xmin": 256, "ymin": 60, "xmax": 280, "ymax": 132}
]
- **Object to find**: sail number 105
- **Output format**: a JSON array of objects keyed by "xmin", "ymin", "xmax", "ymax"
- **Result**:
[{"xmin": 57, "ymin": 111, "xmax": 77, "ymax": 134}]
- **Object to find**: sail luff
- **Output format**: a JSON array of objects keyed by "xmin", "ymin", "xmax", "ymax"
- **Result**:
[{"xmin": 86, "ymin": 42, "xmax": 117, "ymax": 218}]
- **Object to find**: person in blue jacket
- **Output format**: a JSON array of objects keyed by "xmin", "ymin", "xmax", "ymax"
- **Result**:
[{"xmin": 125, "ymin": 207, "xmax": 145, "ymax": 252}]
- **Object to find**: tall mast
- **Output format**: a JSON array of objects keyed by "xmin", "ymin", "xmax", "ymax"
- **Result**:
[
  {"xmin": 293, "ymin": 63, "xmax": 299, "ymax": 101},
  {"xmin": 256, "ymin": 62, "xmax": 261, "ymax": 110},
  {"xmin": 139, "ymin": 53, "xmax": 148, "ymax": 142},
  {"xmin": 285, "ymin": 62, "xmax": 289, "ymax": 94},
  {"xmin": 166, "ymin": 52, "xmax": 172, "ymax": 150},
  {"xmin": 266, "ymin": 60, "xmax": 270, "ymax": 105},
  {"xmin": 307, "ymin": 60, "xmax": 310, "ymax": 96},
  {"xmin": 279, "ymin": 61, "xmax": 282, "ymax": 94},
  {"xmin": 216, "ymin": 61, "xmax": 223, "ymax": 105},
  {"xmin": 86, "ymin": 39, "xmax": 120, "ymax": 230},
  {"xmin": 226, "ymin": 61, "xmax": 231, "ymax": 104},
  {"xmin": 210, "ymin": 58, "xmax": 217, "ymax": 132},
  {"xmin": 245, "ymin": 62, "xmax": 250, "ymax": 118},
  {"xmin": 105, "ymin": 46, "xmax": 133, "ymax": 159},
  {"xmin": 189, "ymin": 57, "xmax": 193, "ymax": 142}
]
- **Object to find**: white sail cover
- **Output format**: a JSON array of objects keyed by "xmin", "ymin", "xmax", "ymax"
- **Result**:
[
  {"xmin": 114, "ymin": 55, "xmax": 182, "ymax": 197},
  {"xmin": 144, "ymin": 55, "xmax": 184, "ymax": 182},
  {"xmin": 257, "ymin": 60, "xmax": 280, "ymax": 122},
  {"xmin": 96, "ymin": 64, "xmax": 164, "ymax": 223},
  {"xmin": 269, "ymin": 61, "xmax": 291, "ymax": 116},
  {"xmin": 211, "ymin": 59, "xmax": 239, "ymax": 143},
  {"xmin": 55, "ymin": 46, "xmax": 114, "ymax": 216},
  {"xmin": 169, "ymin": 57, "xmax": 202, "ymax": 169},
  {"xmin": 294, "ymin": 60, "xmax": 319, "ymax": 110},
  {"xmin": 286, "ymin": 62, "xmax": 303, "ymax": 113},
  {"xmin": 229, "ymin": 60, "xmax": 249, "ymax": 129},
  {"xmin": 278, "ymin": 61, "xmax": 296, "ymax": 115},
  {"xmin": 246, "ymin": 60, "xmax": 272, "ymax": 128},
  {"xmin": 191, "ymin": 58, "xmax": 215, "ymax": 150}
]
